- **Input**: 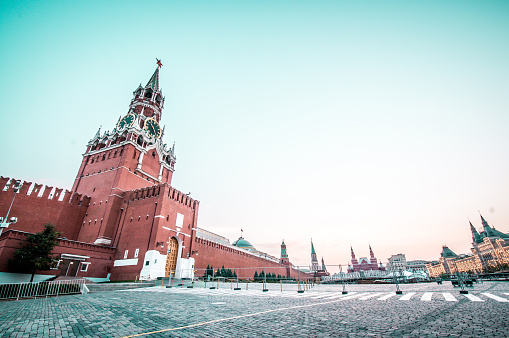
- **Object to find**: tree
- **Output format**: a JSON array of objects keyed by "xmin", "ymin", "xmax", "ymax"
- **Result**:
[
  {"xmin": 254, "ymin": 271, "xmax": 259, "ymax": 281},
  {"xmin": 8, "ymin": 224, "xmax": 61, "ymax": 282}
]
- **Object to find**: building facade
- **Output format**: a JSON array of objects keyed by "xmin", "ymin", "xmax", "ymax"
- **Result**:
[
  {"xmin": 348, "ymin": 245, "xmax": 385, "ymax": 273},
  {"xmin": 426, "ymin": 214, "xmax": 509, "ymax": 278},
  {"xmin": 0, "ymin": 64, "xmax": 311, "ymax": 283}
]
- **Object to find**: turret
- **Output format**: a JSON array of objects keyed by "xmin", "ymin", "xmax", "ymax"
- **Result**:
[
  {"xmin": 470, "ymin": 221, "xmax": 482, "ymax": 243},
  {"xmin": 480, "ymin": 213, "xmax": 495, "ymax": 237},
  {"xmin": 310, "ymin": 239, "xmax": 319, "ymax": 272},
  {"xmin": 280, "ymin": 240, "xmax": 289, "ymax": 265}
]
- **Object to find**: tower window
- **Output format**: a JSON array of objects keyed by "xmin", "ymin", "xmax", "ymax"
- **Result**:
[{"xmin": 144, "ymin": 89, "xmax": 153, "ymax": 99}]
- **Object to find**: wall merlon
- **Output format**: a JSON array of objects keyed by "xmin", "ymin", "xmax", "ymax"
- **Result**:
[
  {"xmin": 42, "ymin": 186, "xmax": 53, "ymax": 199},
  {"xmin": 19, "ymin": 182, "xmax": 32, "ymax": 195}
]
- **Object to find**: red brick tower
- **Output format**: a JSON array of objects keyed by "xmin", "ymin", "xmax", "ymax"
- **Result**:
[
  {"xmin": 280, "ymin": 240, "xmax": 289, "ymax": 265},
  {"xmin": 310, "ymin": 239, "xmax": 319, "ymax": 272},
  {"xmin": 72, "ymin": 64, "xmax": 176, "ymax": 246},
  {"xmin": 369, "ymin": 244, "xmax": 377, "ymax": 266}
]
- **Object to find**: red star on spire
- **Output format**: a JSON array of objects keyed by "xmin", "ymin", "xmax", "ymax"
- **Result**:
[{"xmin": 156, "ymin": 58, "xmax": 163, "ymax": 68}]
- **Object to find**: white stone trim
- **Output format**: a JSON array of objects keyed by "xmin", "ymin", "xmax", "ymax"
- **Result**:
[{"xmin": 113, "ymin": 258, "xmax": 139, "ymax": 267}]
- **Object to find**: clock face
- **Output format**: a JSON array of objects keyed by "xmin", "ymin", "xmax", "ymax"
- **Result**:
[
  {"xmin": 117, "ymin": 114, "xmax": 135, "ymax": 130},
  {"xmin": 144, "ymin": 118, "xmax": 162, "ymax": 139}
]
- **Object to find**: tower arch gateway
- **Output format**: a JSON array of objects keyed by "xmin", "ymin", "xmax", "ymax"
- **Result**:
[{"xmin": 165, "ymin": 237, "xmax": 179, "ymax": 277}]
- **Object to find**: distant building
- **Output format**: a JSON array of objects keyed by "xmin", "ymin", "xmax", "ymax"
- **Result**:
[
  {"xmin": 406, "ymin": 260, "xmax": 428, "ymax": 272},
  {"xmin": 426, "ymin": 214, "xmax": 509, "ymax": 278},
  {"xmin": 310, "ymin": 239, "xmax": 329, "ymax": 278},
  {"xmin": 386, "ymin": 253, "xmax": 407, "ymax": 271},
  {"xmin": 348, "ymin": 245, "xmax": 385, "ymax": 273}
]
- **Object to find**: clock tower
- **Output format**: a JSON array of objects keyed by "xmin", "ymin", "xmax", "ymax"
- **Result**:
[{"xmin": 72, "ymin": 62, "xmax": 176, "ymax": 245}]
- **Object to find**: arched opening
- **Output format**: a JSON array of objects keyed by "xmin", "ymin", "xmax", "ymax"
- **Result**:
[
  {"xmin": 165, "ymin": 237, "xmax": 179, "ymax": 277},
  {"xmin": 137, "ymin": 135, "xmax": 144, "ymax": 146},
  {"xmin": 144, "ymin": 89, "xmax": 153, "ymax": 99},
  {"xmin": 155, "ymin": 93, "xmax": 162, "ymax": 104}
]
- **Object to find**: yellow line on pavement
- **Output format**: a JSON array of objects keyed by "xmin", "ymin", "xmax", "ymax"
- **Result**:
[{"xmin": 120, "ymin": 296, "xmax": 354, "ymax": 337}]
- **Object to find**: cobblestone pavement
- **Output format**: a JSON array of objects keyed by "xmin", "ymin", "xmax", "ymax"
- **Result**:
[{"xmin": 0, "ymin": 281, "xmax": 508, "ymax": 337}]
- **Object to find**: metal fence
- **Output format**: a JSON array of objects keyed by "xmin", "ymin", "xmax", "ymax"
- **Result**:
[{"xmin": 0, "ymin": 279, "xmax": 86, "ymax": 301}]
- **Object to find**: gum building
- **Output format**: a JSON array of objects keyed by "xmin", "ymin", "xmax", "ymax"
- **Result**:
[{"xmin": 0, "ymin": 64, "xmax": 310, "ymax": 283}]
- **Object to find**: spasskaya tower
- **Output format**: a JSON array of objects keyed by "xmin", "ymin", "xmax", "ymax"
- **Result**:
[{"xmin": 72, "ymin": 60, "xmax": 176, "ymax": 245}]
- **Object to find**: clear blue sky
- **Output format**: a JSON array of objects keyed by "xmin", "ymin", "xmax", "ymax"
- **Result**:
[{"xmin": 1, "ymin": 1, "xmax": 508, "ymax": 271}]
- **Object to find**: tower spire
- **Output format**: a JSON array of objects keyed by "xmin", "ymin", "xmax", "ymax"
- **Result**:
[
  {"xmin": 470, "ymin": 220, "xmax": 481, "ymax": 243},
  {"xmin": 310, "ymin": 239, "xmax": 319, "ymax": 272},
  {"xmin": 480, "ymin": 213, "xmax": 494, "ymax": 237},
  {"xmin": 145, "ymin": 67, "xmax": 160, "ymax": 91}
]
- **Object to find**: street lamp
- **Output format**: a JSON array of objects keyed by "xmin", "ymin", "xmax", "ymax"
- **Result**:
[{"xmin": 0, "ymin": 180, "xmax": 22, "ymax": 236}]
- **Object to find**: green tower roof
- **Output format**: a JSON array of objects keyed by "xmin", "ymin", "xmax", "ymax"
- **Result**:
[{"xmin": 145, "ymin": 67, "xmax": 160, "ymax": 91}]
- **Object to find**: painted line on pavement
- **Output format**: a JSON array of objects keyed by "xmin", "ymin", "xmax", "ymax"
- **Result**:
[
  {"xmin": 463, "ymin": 294, "xmax": 483, "ymax": 302},
  {"xmin": 378, "ymin": 293, "xmax": 397, "ymax": 300},
  {"xmin": 481, "ymin": 293, "xmax": 509, "ymax": 302},
  {"xmin": 442, "ymin": 293, "xmax": 457, "ymax": 302},
  {"xmin": 399, "ymin": 292, "xmax": 416, "ymax": 301},
  {"xmin": 421, "ymin": 292, "xmax": 432, "ymax": 301},
  {"xmin": 358, "ymin": 292, "xmax": 384, "ymax": 300}
]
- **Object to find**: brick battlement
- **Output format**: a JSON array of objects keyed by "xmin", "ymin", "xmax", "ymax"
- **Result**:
[
  {"xmin": 126, "ymin": 183, "xmax": 198, "ymax": 209},
  {"xmin": 0, "ymin": 176, "xmax": 90, "ymax": 206},
  {"xmin": 0, "ymin": 176, "xmax": 90, "ymax": 240}
]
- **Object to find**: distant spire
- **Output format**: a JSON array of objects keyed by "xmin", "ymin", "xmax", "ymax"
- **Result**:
[
  {"xmin": 311, "ymin": 239, "xmax": 316, "ymax": 254},
  {"xmin": 369, "ymin": 244, "xmax": 374, "ymax": 258},
  {"xmin": 93, "ymin": 127, "xmax": 101, "ymax": 140},
  {"xmin": 280, "ymin": 240, "xmax": 288, "ymax": 259},
  {"xmin": 470, "ymin": 220, "xmax": 481, "ymax": 243},
  {"xmin": 145, "ymin": 67, "xmax": 160, "ymax": 91},
  {"xmin": 321, "ymin": 257, "xmax": 327, "ymax": 271},
  {"xmin": 350, "ymin": 245, "xmax": 356, "ymax": 259},
  {"xmin": 480, "ymin": 213, "xmax": 494, "ymax": 237}
]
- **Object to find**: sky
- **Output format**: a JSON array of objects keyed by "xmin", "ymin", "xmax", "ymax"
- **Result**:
[{"xmin": 1, "ymin": 1, "xmax": 508, "ymax": 273}]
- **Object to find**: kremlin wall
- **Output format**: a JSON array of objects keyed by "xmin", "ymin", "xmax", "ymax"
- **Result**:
[{"xmin": 0, "ymin": 64, "xmax": 313, "ymax": 283}]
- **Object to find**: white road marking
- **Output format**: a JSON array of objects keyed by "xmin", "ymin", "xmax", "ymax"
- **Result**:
[
  {"xmin": 358, "ymin": 293, "xmax": 384, "ymax": 300},
  {"xmin": 463, "ymin": 294, "xmax": 484, "ymax": 302},
  {"xmin": 378, "ymin": 293, "xmax": 397, "ymax": 300},
  {"xmin": 340, "ymin": 292, "xmax": 370, "ymax": 300},
  {"xmin": 421, "ymin": 292, "xmax": 433, "ymax": 301},
  {"xmin": 481, "ymin": 293, "xmax": 509, "ymax": 302},
  {"xmin": 399, "ymin": 292, "xmax": 415, "ymax": 301},
  {"xmin": 323, "ymin": 292, "xmax": 357, "ymax": 300},
  {"xmin": 442, "ymin": 293, "xmax": 457, "ymax": 301}
]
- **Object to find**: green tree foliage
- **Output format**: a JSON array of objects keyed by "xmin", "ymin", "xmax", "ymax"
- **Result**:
[
  {"xmin": 254, "ymin": 271, "xmax": 258, "ymax": 281},
  {"xmin": 8, "ymin": 224, "xmax": 61, "ymax": 282}
]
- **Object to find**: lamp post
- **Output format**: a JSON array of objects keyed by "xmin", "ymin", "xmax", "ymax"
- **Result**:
[{"xmin": 0, "ymin": 180, "xmax": 22, "ymax": 236}]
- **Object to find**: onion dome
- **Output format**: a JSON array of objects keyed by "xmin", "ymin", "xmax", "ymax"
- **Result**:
[{"xmin": 232, "ymin": 236, "xmax": 254, "ymax": 249}]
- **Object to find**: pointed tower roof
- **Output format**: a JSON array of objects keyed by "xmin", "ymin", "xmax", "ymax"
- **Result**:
[
  {"xmin": 441, "ymin": 245, "xmax": 457, "ymax": 258},
  {"xmin": 369, "ymin": 244, "xmax": 375, "ymax": 258},
  {"xmin": 350, "ymin": 245, "xmax": 356, "ymax": 259},
  {"xmin": 311, "ymin": 239, "xmax": 316, "ymax": 254},
  {"xmin": 480, "ymin": 213, "xmax": 495, "ymax": 237},
  {"xmin": 470, "ymin": 221, "xmax": 482, "ymax": 243},
  {"xmin": 145, "ymin": 67, "xmax": 160, "ymax": 91}
]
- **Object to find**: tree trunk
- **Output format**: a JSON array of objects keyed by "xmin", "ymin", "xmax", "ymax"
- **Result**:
[{"xmin": 30, "ymin": 269, "xmax": 36, "ymax": 283}]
